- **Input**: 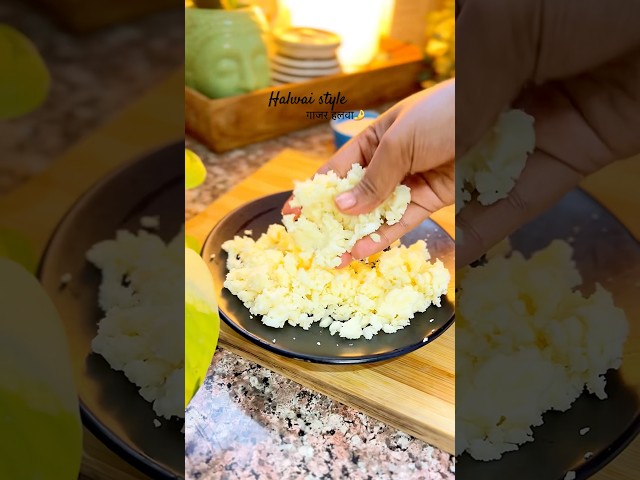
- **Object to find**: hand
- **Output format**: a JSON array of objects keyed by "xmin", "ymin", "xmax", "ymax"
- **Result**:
[
  {"xmin": 282, "ymin": 79, "xmax": 455, "ymax": 267},
  {"xmin": 456, "ymin": 0, "xmax": 640, "ymax": 267}
]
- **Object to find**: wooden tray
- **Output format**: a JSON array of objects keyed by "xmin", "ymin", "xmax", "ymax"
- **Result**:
[
  {"xmin": 185, "ymin": 148, "xmax": 457, "ymax": 453},
  {"xmin": 185, "ymin": 39, "xmax": 425, "ymax": 153}
]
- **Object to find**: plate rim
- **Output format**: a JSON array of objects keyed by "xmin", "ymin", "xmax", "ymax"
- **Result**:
[
  {"xmin": 202, "ymin": 190, "xmax": 456, "ymax": 365},
  {"xmin": 36, "ymin": 141, "xmax": 185, "ymax": 480}
]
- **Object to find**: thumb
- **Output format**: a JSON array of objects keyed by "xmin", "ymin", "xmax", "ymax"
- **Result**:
[{"xmin": 334, "ymin": 129, "xmax": 409, "ymax": 215}]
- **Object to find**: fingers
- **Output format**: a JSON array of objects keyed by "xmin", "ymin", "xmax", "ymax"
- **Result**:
[
  {"xmin": 281, "ymin": 194, "xmax": 301, "ymax": 218},
  {"xmin": 335, "ymin": 125, "xmax": 410, "ymax": 215},
  {"xmin": 282, "ymin": 107, "xmax": 400, "ymax": 217},
  {"xmin": 349, "ymin": 202, "xmax": 431, "ymax": 260},
  {"xmin": 456, "ymin": 150, "xmax": 582, "ymax": 268},
  {"xmin": 321, "ymin": 106, "xmax": 400, "ymax": 178},
  {"xmin": 456, "ymin": 0, "xmax": 537, "ymax": 155},
  {"xmin": 336, "ymin": 252, "xmax": 352, "ymax": 269}
]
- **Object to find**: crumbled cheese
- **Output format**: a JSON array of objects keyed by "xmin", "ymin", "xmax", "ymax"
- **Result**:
[
  {"xmin": 564, "ymin": 472, "xmax": 576, "ymax": 480},
  {"xmin": 317, "ymin": 342, "xmax": 321, "ymax": 346},
  {"xmin": 370, "ymin": 233, "xmax": 382, "ymax": 243},
  {"xmin": 579, "ymin": 427, "xmax": 590, "ymax": 436},
  {"xmin": 86, "ymin": 229, "xmax": 184, "ymax": 420},
  {"xmin": 140, "ymin": 215, "xmax": 160, "ymax": 229},
  {"xmin": 244, "ymin": 230, "xmax": 253, "ymax": 235},
  {"xmin": 59, "ymin": 273, "xmax": 72, "ymax": 285},
  {"xmin": 456, "ymin": 110, "xmax": 535, "ymax": 213},
  {"xmin": 153, "ymin": 419, "xmax": 161, "ymax": 428},
  {"xmin": 584, "ymin": 452, "xmax": 593, "ymax": 460},
  {"xmin": 283, "ymin": 163, "xmax": 410, "ymax": 267},
  {"xmin": 209, "ymin": 254, "xmax": 216, "ymax": 261},
  {"xmin": 457, "ymin": 239, "xmax": 628, "ymax": 461},
  {"xmin": 222, "ymin": 225, "xmax": 449, "ymax": 340}
]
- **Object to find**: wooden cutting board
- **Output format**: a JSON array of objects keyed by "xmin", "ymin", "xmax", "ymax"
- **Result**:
[{"xmin": 185, "ymin": 148, "xmax": 458, "ymax": 455}]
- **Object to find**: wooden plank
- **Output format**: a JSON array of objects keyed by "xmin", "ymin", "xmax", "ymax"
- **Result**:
[
  {"xmin": 185, "ymin": 148, "xmax": 457, "ymax": 454},
  {"xmin": 185, "ymin": 39, "xmax": 424, "ymax": 153}
]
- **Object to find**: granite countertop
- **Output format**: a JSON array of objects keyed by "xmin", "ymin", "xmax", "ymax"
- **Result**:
[{"xmin": 185, "ymin": 128, "xmax": 456, "ymax": 480}]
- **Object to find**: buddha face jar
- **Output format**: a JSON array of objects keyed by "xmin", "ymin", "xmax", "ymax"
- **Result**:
[{"xmin": 186, "ymin": 8, "xmax": 270, "ymax": 98}]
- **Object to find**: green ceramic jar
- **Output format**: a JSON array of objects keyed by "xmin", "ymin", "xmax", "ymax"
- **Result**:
[{"xmin": 185, "ymin": 8, "xmax": 270, "ymax": 99}]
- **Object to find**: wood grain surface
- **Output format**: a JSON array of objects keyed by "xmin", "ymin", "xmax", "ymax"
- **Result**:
[{"xmin": 185, "ymin": 148, "xmax": 458, "ymax": 455}]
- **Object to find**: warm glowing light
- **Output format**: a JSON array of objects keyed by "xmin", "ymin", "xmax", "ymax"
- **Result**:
[{"xmin": 277, "ymin": 0, "xmax": 393, "ymax": 71}]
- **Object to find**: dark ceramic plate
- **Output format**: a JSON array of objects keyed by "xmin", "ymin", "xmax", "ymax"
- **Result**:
[
  {"xmin": 37, "ymin": 143, "xmax": 185, "ymax": 479},
  {"xmin": 457, "ymin": 189, "xmax": 640, "ymax": 480},
  {"xmin": 202, "ymin": 191, "xmax": 455, "ymax": 364}
]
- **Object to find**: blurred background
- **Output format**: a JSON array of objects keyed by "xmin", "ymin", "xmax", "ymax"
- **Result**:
[{"xmin": 0, "ymin": 0, "xmax": 183, "ymax": 193}]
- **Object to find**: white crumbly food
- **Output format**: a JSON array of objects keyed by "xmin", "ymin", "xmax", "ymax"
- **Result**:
[
  {"xmin": 456, "ymin": 239, "xmax": 628, "ymax": 461},
  {"xmin": 222, "ymin": 224, "xmax": 449, "ymax": 340},
  {"xmin": 282, "ymin": 163, "xmax": 411, "ymax": 267},
  {"xmin": 456, "ymin": 109, "xmax": 535, "ymax": 214},
  {"xmin": 86, "ymin": 229, "xmax": 184, "ymax": 420}
]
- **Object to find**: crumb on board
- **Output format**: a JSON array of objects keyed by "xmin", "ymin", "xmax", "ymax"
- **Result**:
[
  {"xmin": 210, "ymin": 254, "xmax": 216, "ymax": 261},
  {"xmin": 244, "ymin": 229, "xmax": 253, "ymax": 235},
  {"xmin": 140, "ymin": 215, "xmax": 160, "ymax": 229},
  {"xmin": 579, "ymin": 427, "xmax": 590, "ymax": 436},
  {"xmin": 564, "ymin": 471, "xmax": 576, "ymax": 480},
  {"xmin": 423, "ymin": 337, "xmax": 428, "ymax": 343},
  {"xmin": 317, "ymin": 342, "xmax": 321, "ymax": 346},
  {"xmin": 429, "ymin": 318, "xmax": 435, "ymax": 323},
  {"xmin": 584, "ymin": 452, "xmax": 593, "ymax": 460}
]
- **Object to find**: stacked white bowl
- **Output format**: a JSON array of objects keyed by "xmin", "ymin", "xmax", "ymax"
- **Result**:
[{"xmin": 271, "ymin": 27, "xmax": 342, "ymax": 85}]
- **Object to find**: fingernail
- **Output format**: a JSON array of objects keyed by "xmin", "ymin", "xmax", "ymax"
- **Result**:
[{"xmin": 335, "ymin": 191, "xmax": 356, "ymax": 210}]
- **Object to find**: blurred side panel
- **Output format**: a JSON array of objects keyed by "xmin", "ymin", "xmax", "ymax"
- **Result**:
[{"xmin": 0, "ymin": 1, "xmax": 184, "ymax": 479}]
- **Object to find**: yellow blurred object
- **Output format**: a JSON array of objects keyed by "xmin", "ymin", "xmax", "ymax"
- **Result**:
[
  {"xmin": 423, "ymin": 0, "xmax": 455, "ymax": 86},
  {"xmin": 0, "ymin": 24, "xmax": 50, "ymax": 119},
  {"xmin": 0, "ymin": 258, "xmax": 83, "ymax": 479},
  {"xmin": 0, "ymin": 228, "xmax": 37, "ymax": 273}
]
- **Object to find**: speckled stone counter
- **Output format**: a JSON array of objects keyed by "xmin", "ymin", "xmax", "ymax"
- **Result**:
[{"xmin": 185, "ymin": 127, "xmax": 456, "ymax": 480}]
